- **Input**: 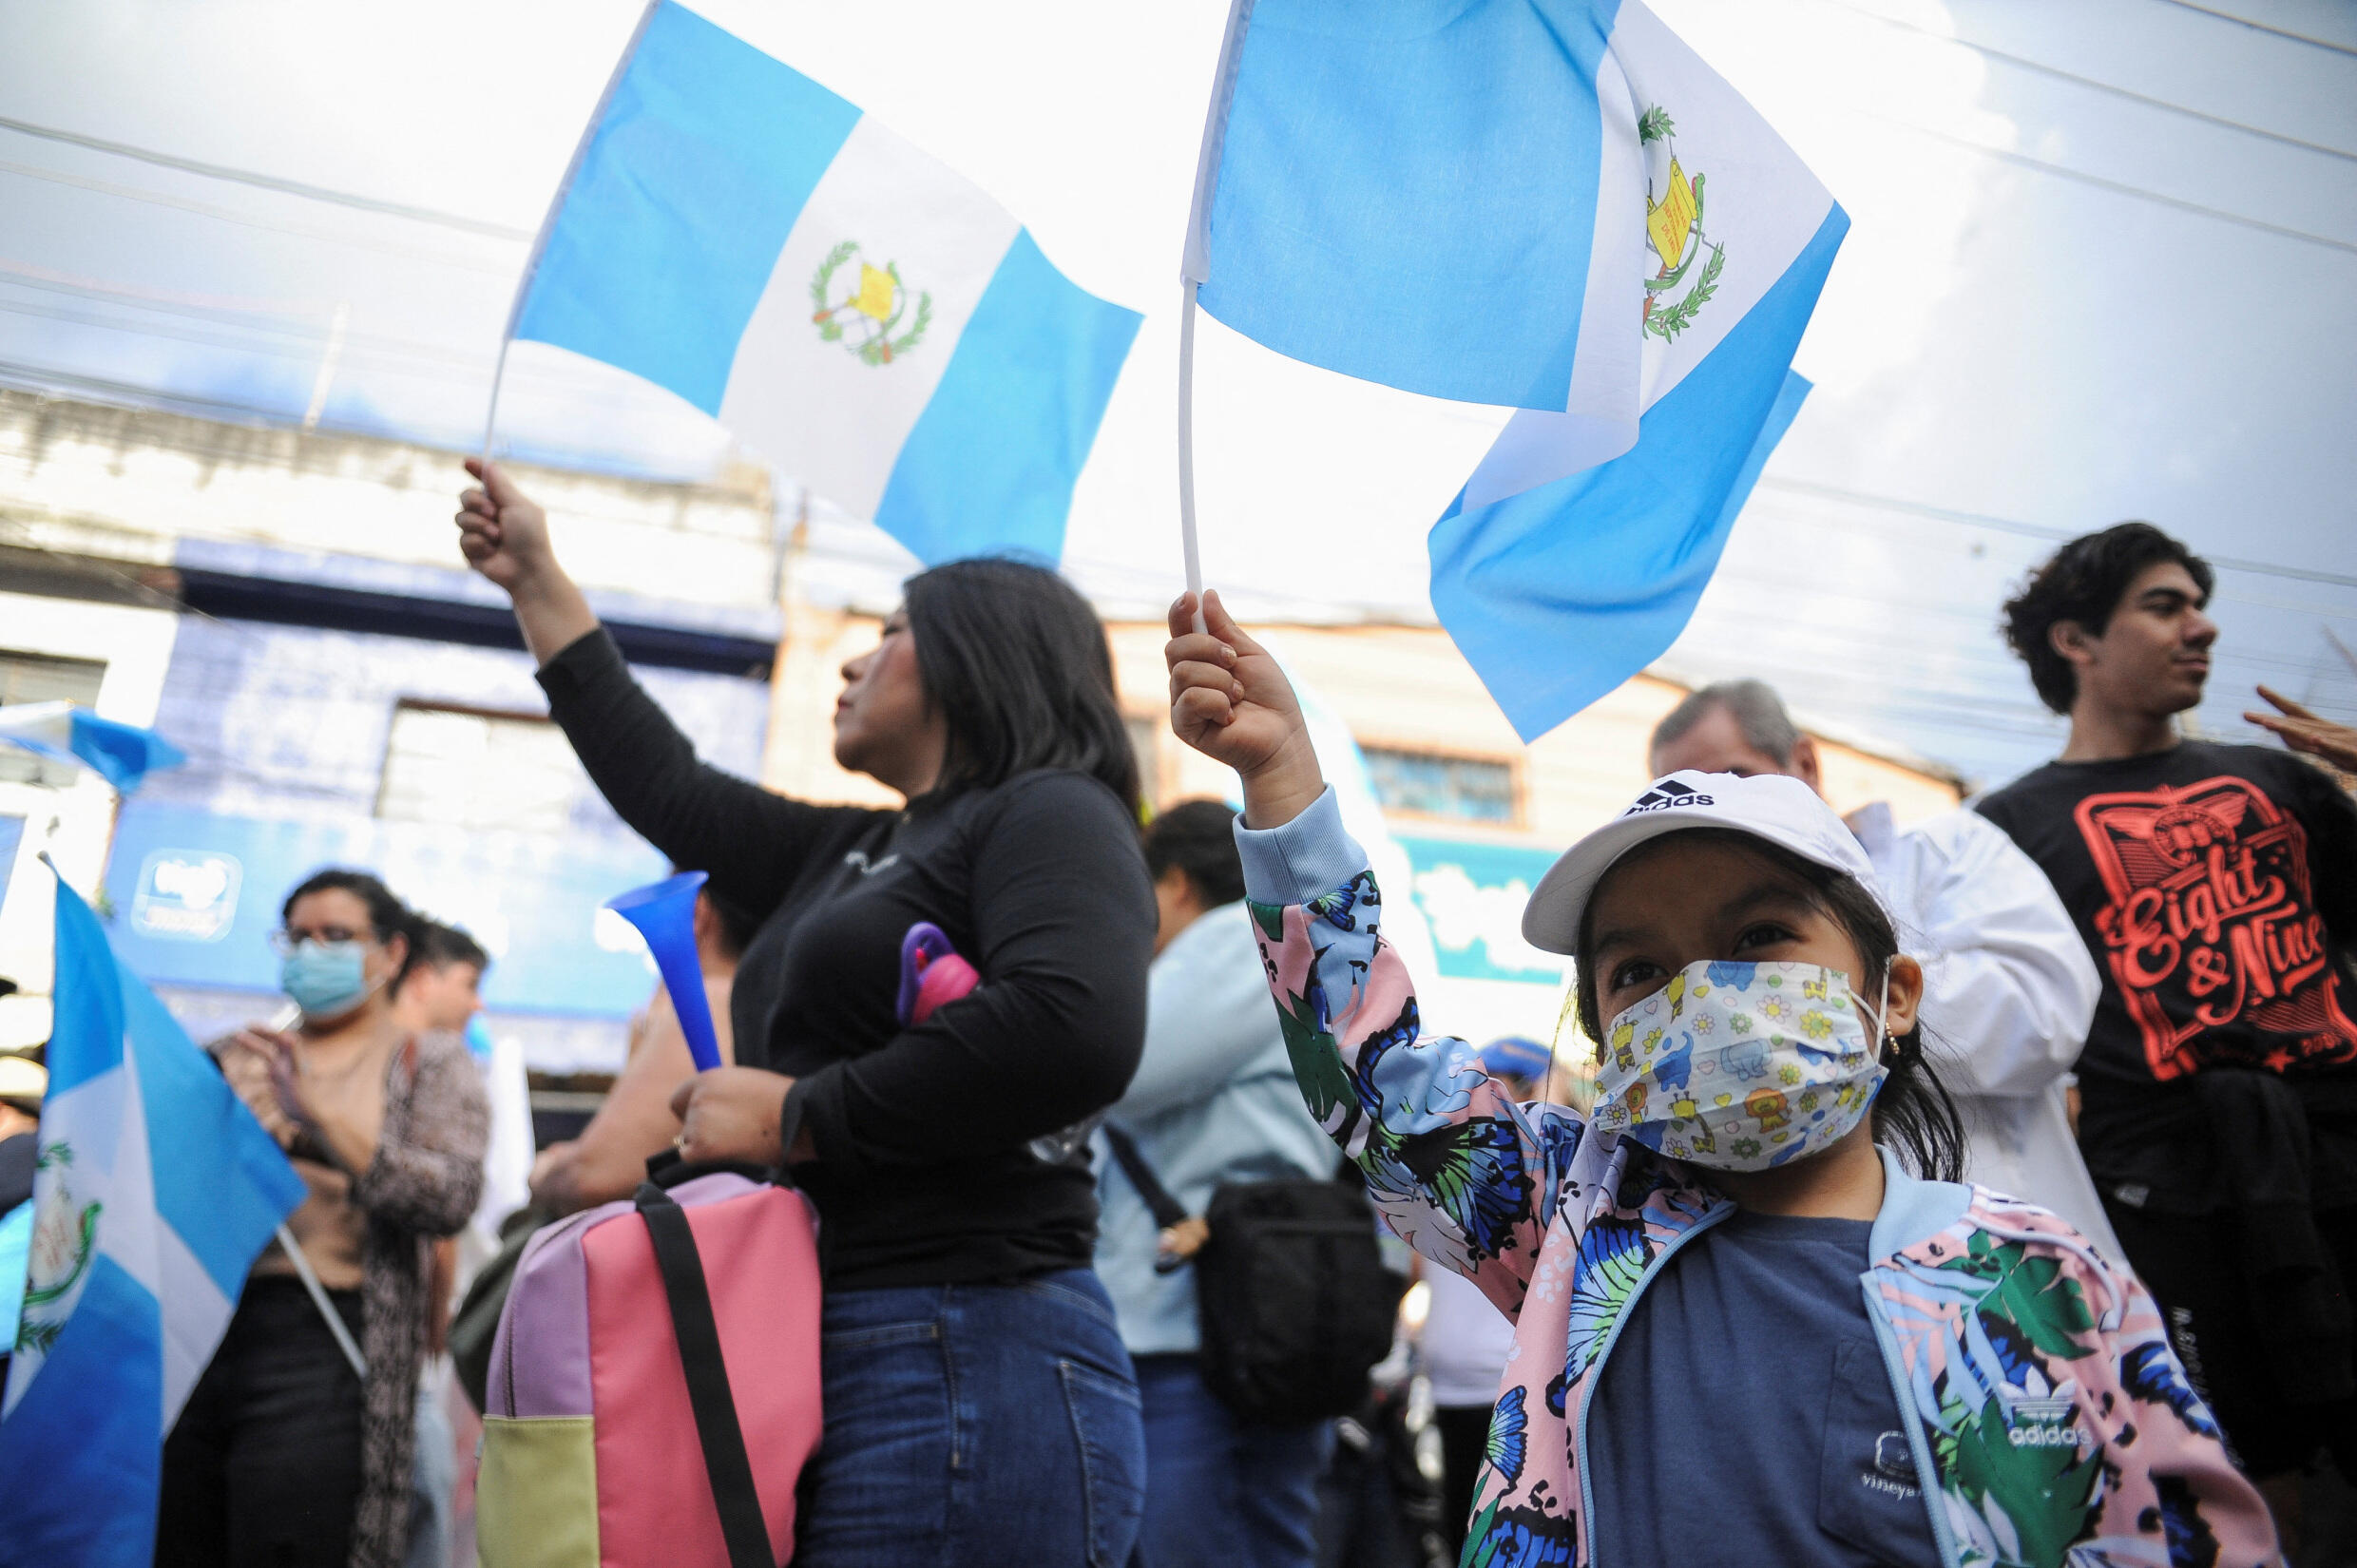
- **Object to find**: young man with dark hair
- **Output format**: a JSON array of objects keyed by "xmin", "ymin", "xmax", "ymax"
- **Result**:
[
  {"xmin": 393, "ymin": 921, "xmax": 490, "ymax": 1039},
  {"xmin": 1651, "ymin": 679, "xmax": 2115, "ymax": 1252},
  {"xmin": 1098, "ymin": 799, "xmax": 1336, "ymax": 1568},
  {"xmin": 1979, "ymin": 520, "xmax": 2357, "ymax": 1534}
]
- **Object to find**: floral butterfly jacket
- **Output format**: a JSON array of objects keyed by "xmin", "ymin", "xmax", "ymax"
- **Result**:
[{"xmin": 1236, "ymin": 792, "xmax": 2276, "ymax": 1568}]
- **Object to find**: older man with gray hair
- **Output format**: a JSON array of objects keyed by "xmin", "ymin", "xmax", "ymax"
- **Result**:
[{"xmin": 1650, "ymin": 679, "xmax": 2120, "ymax": 1255}]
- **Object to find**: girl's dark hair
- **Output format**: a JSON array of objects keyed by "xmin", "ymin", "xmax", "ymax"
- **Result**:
[
  {"xmin": 902, "ymin": 557, "xmax": 1140, "ymax": 815},
  {"xmin": 1572, "ymin": 828, "xmax": 1966, "ymax": 1182},
  {"xmin": 282, "ymin": 868, "xmax": 421, "ymax": 982},
  {"xmin": 2001, "ymin": 522, "xmax": 2214, "ymax": 715}
]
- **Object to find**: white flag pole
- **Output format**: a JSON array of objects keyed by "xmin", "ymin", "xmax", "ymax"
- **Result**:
[
  {"xmin": 1178, "ymin": 0, "xmax": 1256, "ymax": 637},
  {"xmin": 1176, "ymin": 278, "xmax": 1204, "ymax": 632},
  {"xmin": 480, "ymin": 0, "xmax": 660, "ymax": 467},
  {"xmin": 478, "ymin": 337, "xmax": 514, "ymax": 467}
]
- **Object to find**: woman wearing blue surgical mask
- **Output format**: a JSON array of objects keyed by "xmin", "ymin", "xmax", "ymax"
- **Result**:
[
  {"xmin": 162, "ymin": 870, "xmax": 489, "ymax": 1568},
  {"xmin": 1164, "ymin": 592, "xmax": 2276, "ymax": 1568}
]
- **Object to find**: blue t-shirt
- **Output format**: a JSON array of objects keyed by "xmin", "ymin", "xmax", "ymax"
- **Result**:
[{"xmin": 1588, "ymin": 1211, "xmax": 1939, "ymax": 1568}]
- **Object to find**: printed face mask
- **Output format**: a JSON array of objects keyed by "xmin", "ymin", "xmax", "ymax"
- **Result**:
[
  {"xmin": 1588, "ymin": 960, "xmax": 1890, "ymax": 1172},
  {"xmin": 281, "ymin": 941, "xmax": 373, "ymax": 1022}
]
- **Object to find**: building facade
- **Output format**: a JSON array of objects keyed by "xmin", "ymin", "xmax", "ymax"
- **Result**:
[
  {"xmin": 1, "ymin": 390, "xmax": 1961, "ymax": 1075},
  {"xmin": 0, "ymin": 392, "xmax": 779, "ymax": 1065}
]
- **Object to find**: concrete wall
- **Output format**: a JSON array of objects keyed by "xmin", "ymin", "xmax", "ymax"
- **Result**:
[{"xmin": 0, "ymin": 391, "xmax": 777, "ymax": 613}]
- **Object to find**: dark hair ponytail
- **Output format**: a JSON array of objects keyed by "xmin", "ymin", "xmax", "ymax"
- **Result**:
[{"xmin": 1571, "ymin": 828, "xmax": 1967, "ymax": 1183}]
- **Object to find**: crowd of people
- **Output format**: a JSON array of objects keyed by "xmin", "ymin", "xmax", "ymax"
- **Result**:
[{"xmin": 50, "ymin": 468, "xmax": 2345, "ymax": 1568}]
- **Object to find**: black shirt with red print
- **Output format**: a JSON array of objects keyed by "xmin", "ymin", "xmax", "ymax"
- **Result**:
[{"xmin": 1979, "ymin": 741, "xmax": 2357, "ymax": 1212}]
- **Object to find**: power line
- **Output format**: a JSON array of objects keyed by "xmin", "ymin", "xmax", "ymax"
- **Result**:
[
  {"xmin": 1735, "ymin": 499, "xmax": 2357, "ymax": 622},
  {"xmin": 2148, "ymin": 0, "xmax": 2357, "ymax": 57},
  {"xmin": 1812, "ymin": 0, "xmax": 2357, "ymax": 163},
  {"xmin": 1842, "ymin": 104, "xmax": 2357, "ymax": 255},
  {"xmin": 0, "ymin": 115, "xmax": 535, "ymax": 242},
  {"xmin": 1755, "ymin": 476, "xmax": 2357, "ymax": 590},
  {"xmin": 0, "ymin": 159, "xmax": 519, "ymax": 277},
  {"xmin": 0, "ymin": 266, "xmax": 579, "ymax": 388}
]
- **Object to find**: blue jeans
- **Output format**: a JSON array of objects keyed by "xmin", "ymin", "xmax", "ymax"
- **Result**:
[
  {"xmin": 1131, "ymin": 1354, "xmax": 1332, "ymax": 1568},
  {"xmin": 795, "ymin": 1268, "xmax": 1145, "ymax": 1568},
  {"xmin": 405, "ymin": 1363, "xmax": 453, "ymax": 1568}
]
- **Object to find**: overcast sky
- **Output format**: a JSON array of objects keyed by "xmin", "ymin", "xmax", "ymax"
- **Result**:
[{"xmin": 1, "ymin": 0, "xmax": 2351, "ymax": 789}]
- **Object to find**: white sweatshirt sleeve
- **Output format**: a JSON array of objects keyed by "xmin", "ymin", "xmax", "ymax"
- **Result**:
[{"xmin": 1884, "ymin": 809, "xmax": 2103, "ymax": 1100}]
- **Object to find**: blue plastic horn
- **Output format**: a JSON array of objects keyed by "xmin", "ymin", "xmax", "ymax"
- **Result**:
[{"xmin": 604, "ymin": 870, "xmax": 722, "ymax": 1072}]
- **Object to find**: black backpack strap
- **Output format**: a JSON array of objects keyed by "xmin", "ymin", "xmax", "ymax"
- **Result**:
[
  {"xmin": 634, "ymin": 1183, "xmax": 776, "ymax": 1568},
  {"xmin": 1101, "ymin": 1122, "xmax": 1190, "ymax": 1232}
]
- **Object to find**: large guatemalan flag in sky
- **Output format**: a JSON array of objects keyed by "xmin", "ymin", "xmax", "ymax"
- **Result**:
[
  {"xmin": 0, "ymin": 881, "xmax": 302, "ymax": 1566},
  {"xmin": 506, "ymin": 1, "xmax": 1142, "ymax": 567},
  {"xmin": 1185, "ymin": 0, "xmax": 1847, "ymax": 740}
]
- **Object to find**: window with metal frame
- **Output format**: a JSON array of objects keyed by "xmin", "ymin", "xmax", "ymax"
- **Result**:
[
  {"xmin": 375, "ymin": 700, "xmax": 590, "ymax": 835},
  {"xmin": 0, "ymin": 649, "xmax": 107, "ymax": 786},
  {"xmin": 1361, "ymin": 745, "xmax": 1518, "ymax": 825}
]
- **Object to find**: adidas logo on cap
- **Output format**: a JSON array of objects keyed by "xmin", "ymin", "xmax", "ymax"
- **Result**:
[{"xmin": 1623, "ymin": 778, "xmax": 1715, "ymax": 815}]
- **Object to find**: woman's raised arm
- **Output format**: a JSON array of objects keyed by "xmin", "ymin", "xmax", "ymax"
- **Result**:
[
  {"xmin": 456, "ymin": 459, "xmax": 600, "ymax": 665},
  {"xmin": 455, "ymin": 461, "xmax": 878, "ymax": 910}
]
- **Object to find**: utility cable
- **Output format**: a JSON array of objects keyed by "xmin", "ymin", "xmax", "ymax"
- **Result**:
[
  {"xmin": 1810, "ymin": 0, "xmax": 2357, "ymax": 163},
  {"xmin": 1837, "ymin": 103, "xmax": 2357, "ymax": 256},
  {"xmin": 1754, "ymin": 476, "xmax": 2357, "ymax": 590},
  {"xmin": 0, "ymin": 159, "xmax": 520, "ymax": 277},
  {"xmin": 0, "ymin": 115, "xmax": 534, "ymax": 240},
  {"xmin": 2147, "ymin": 0, "xmax": 2357, "ymax": 57},
  {"xmin": 1734, "ymin": 500, "xmax": 2357, "ymax": 622}
]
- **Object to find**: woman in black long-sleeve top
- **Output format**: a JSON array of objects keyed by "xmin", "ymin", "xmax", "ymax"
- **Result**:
[{"xmin": 456, "ymin": 460, "xmax": 1154, "ymax": 1567}]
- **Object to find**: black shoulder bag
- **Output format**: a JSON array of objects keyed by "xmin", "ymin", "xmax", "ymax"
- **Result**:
[{"xmin": 1102, "ymin": 1123, "xmax": 1400, "ymax": 1425}]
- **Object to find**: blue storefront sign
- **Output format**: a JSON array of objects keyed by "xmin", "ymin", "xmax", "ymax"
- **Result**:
[
  {"xmin": 1396, "ymin": 834, "xmax": 1569, "ymax": 985},
  {"xmin": 102, "ymin": 802, "xmax": 671, "ymax": 1018}
]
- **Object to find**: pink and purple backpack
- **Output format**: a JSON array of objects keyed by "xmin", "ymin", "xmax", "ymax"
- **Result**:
[{"xmin": 476, "ymin": 1168, "xmax": 822, "ymax": 1568}]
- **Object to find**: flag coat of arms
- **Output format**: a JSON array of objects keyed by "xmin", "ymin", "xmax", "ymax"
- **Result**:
[
  {"xmin": 0, "ymin": 881, "xmax": 302, "ymax": 1567},
  {"xmin": 1183, "ymin": 0, "xmax": 1847, "ymax": 739},
  {"xmin": 507, "ymin": 1, "xmax": 1142, "ymax": 566}
]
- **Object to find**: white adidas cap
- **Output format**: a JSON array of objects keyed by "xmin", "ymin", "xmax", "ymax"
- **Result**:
[{"xmin": 1520, "ymin": 770, "xmax": 1887, "ymax": 955}]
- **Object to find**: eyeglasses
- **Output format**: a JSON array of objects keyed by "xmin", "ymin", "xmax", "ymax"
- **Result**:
[{"xmin": 269, "ymin": 927, "xmax": 370, "ymax": 955}]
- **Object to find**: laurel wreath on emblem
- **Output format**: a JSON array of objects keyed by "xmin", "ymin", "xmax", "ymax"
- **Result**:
[
  {"xmin": 809, "ymin": 240, "xmax": 934, "ymax": 367},
  {"xmin": 18, "ymin": 1141, "xmax": 98, "ymax": 1355},
  {"xmin": 1638, "ymin": 107, "xmax": 1725, "ymax": 343}
]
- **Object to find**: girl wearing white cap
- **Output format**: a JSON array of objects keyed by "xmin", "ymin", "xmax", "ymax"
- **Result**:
[{"xmin": 1164, "ymin": 594, "xmax": 2274, "ymax": 1568}]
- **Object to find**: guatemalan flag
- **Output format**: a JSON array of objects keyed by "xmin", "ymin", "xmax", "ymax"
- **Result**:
[
  {"xmin": 0, "ymin": 881, "xmax": 303, "ymax": 1566},
  {"xmin": 0, "ymin": 701, "xmax": 186, "ymax": 793},
  {"xmin": 507, "ymin": 1, "xmax": 1143, "ymax": 566},
  {"xmin": 1185, "ymin": 0, "xmax": 1847, "ymax": 740}
]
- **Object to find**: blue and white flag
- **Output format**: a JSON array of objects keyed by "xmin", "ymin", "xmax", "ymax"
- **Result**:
[
  {"xmin": 508, "ymin": 1, "xmax": 1143, "ymax": 566},
  {"xmin": 1185, "ymin": 0, "xmax": 1846, "ymax": 738},
  {"xmin": 0, "ymin": 880, "xmax": 302, "ymax": 1567},
  {"xmin": 0, "ymin": 702, "xmax": 186, "ymax": 794}
]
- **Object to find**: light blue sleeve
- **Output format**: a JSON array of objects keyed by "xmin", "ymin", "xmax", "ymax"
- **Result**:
[{"xmin": 1235, "ymin": 789, "xmax": 1586, "ymax": 1302}]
